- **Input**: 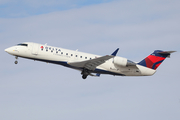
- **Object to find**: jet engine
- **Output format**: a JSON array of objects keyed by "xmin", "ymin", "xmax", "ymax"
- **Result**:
[{"xmin": 113, "ymin": 56, "xmax": 136, "ymax": 67}]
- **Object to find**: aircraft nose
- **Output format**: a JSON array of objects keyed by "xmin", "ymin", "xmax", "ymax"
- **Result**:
[
  {"xmin": 5, "ymin": 48, "xmax": 10, "ymax": 53},
  {"xmin": 4, "ymin": 47, "xmax": 15, "ymax": 54}
]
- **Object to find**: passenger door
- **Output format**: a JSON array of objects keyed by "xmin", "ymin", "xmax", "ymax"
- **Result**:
[{"xmin": 32, "ymin": 43, "xmax": 39, "ymax": 55}]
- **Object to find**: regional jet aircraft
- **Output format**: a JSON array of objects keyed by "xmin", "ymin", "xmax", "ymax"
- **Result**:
[{"xmin": 5, "ymin": 42, "xmax": 175, "ymax": 79}]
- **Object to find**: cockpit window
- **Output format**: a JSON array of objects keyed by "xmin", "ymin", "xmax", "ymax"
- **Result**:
[{"xmin": 17, "ymin": 43, "xmax": 28, "ymax": 47}]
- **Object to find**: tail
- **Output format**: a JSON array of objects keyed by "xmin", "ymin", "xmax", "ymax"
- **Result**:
[{"xmin": 138, "ymin": 50, "xmax": 176, "ymax": 70}]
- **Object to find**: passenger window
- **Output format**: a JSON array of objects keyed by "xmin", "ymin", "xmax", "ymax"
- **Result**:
[
  {"xmin": 66, "ymin": 53, "xmax": 68, "ymax": 55},
  {"xmin": 61, "ymin": 52, "xmax": 63, "ymax": 54},
  {"xmin": 56, "ymin": 51, "xmax": 58, "ymax": 53},
  {"xmin": 46, "ymin": 49, "xmax": 48, "ymax": 52},
  {"xmin": 76, "ymin": 55, "xmax": 78, "ymax": 57},
  {"xmin": 85, "ymin": 57, "xmax": 87, "ymax": 59},
  {"xmin": 80, "ymin": 56, "xmax": 82, "ymax": 58},
  {"xmin": 71, "ymin": 54, "xmax": 73, "ymax": 56}
]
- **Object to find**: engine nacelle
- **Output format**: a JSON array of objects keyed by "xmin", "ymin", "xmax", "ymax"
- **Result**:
[
  {"xmin": 113, "ymin": 57, "xmax": 127, "ymax": 67},
  {"xmin": 113, "ymin": 57, "xmax": 136, "ymax": 67}
]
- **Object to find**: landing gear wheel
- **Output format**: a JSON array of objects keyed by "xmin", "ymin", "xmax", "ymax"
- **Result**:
[
  {"xmin": 15, "ymin": 56, "xmax": 18, "ymax": 64},
  {"xmin": 15, "ymin": 61, "xmax": 18, "ymax": 64},
  {"xmin": 82, "ymin": 75, "xmax": 87, "ymax": 79},
  {"xmin": 81, "ymin": 68, "xmax": 89, "ymax": 79}
]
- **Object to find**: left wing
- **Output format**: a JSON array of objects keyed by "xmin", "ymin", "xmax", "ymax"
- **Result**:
[{"xmin": 68, "ymin": 55, "xmax": 114, "ymax": 71}]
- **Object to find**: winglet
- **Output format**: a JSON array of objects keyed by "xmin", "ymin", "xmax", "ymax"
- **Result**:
[
  {"xmin": 111, "ymin": 48, "xmax": 119, "ymax": 56},
  {"xmin": 96, "ymin": 73, "xmax": 101, "ymax": 77}
]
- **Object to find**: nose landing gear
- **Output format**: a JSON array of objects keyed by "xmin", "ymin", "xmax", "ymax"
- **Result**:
[{"xmin": 15, "ymin": 56, "xmax": 18, "ymax": 64}]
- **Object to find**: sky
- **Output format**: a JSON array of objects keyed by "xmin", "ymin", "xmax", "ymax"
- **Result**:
[{"xmin": 1, "ymin": 0, "xmax": 180, "ymax": 120}]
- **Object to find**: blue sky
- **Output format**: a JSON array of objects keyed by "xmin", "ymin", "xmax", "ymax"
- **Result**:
[
  {"xmin": 1, "ymin": 0, "xmax": 180, "ymax": 120},
  {"xmin": 0, "ymin": 0, "xmax": 115, "ymax": 18}
]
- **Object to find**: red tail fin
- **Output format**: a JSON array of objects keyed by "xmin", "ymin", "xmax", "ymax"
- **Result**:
[{"xmin": 138, "ymin": 50, "xmax": 175, "ymax": 70}]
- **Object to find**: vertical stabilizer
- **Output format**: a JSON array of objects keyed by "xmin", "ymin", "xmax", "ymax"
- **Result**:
[{"xmin": 138, "ymin": 50, "xmax": 176, "ymax": 70}]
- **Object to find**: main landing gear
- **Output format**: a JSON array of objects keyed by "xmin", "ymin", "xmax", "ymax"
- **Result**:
[
  {"xmin": 82, "ymin": 75, "xmax": 87, "ymax": 79},
  {"xmin": 15, "ymin": 56, "xmax": 18, "ymax": 64},
  {"xmin": 81, "ymin": 69, "xmax": 89, "ymax": 79}
]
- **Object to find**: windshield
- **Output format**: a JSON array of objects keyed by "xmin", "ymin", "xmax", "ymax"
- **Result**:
[{"xmin": 17, "ymin": 43, "xmax": 28, "ymax": 47}]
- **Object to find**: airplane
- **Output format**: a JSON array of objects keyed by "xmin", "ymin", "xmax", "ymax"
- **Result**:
[{"xmin": 5, "ymin": 42, "xmax": 176, "ymax": 79}]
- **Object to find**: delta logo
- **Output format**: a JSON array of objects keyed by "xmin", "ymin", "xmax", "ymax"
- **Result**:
[{"xmin": 40, "ymin": 46, "xmax": 61, "ymax": 52}]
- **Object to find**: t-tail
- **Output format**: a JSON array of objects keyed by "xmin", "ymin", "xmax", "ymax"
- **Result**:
[{"xmin": 138, "ymin": 50, "xmax": 176, "ymax": 70}]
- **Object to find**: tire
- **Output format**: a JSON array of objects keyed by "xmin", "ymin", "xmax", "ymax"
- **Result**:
[
  {"xmin": 15, "ymin": 61, "xmax": 18, "ymax": 64},
  {"xmin": 82, "ymin": 75, "xmax": 87, "ymax": 79}
]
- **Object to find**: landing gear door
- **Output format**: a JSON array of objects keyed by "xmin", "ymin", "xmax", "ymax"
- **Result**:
[{"xmin": 32, "ymin": 43, "xmax": 39, "ymax": 55}]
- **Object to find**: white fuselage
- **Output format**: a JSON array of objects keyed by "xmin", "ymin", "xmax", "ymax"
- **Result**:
[{"xmin": 5, "ymin": 42, "xmax": 156, "ymax": 77}]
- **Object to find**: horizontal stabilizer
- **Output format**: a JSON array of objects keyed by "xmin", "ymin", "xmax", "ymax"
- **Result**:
[{"xmin": 158, "ymin": 51, "xmax": 176, "ymax": 58}]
